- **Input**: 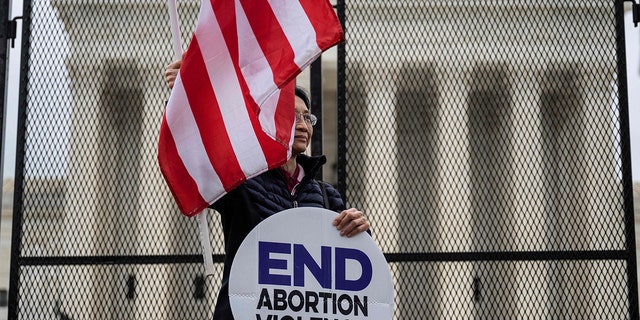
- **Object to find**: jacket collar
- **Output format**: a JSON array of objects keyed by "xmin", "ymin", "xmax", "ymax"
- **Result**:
[{"xmin": 295, "ymin": 154, "xmax": 326, "ymax": 181}]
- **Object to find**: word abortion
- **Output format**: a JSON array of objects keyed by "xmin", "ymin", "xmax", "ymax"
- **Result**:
[{"xmin": 257, "ymin": 288, "xmax": 368, "ymax": 318}]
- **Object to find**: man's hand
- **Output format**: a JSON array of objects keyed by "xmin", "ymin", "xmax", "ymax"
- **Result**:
[
  {"xmin": 333, "ymin": 208, "xmax": 370, "ymax": 237},
  {"xmin": 164, "ymin": 59, "xmax": 182, "ymax": 89}
]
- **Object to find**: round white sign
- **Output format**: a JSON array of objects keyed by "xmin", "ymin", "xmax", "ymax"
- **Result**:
[{"xmin": 229, "ymin": 207, "xmax": 394, "ymax": 320}]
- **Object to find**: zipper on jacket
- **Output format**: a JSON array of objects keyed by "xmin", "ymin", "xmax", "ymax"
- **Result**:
[{"xmin": 293, "ymin": 200, "xmax": 298, "ymax": 208}]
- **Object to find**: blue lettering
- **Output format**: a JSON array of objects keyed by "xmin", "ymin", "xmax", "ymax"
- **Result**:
[
  {"xmin": 259, "ymin": 241, "xmax": 291, "ymax": 286},
  {"xmin": 293, "ymin": 244, "xmax": 332, "ymax": 288},
  {"xmin": 335, "ymin": 247, "xmax": 372, "ymax": 291},
  {"xmin": 259, "ymin": 242, "xmax": 373, "ymax": 291}
]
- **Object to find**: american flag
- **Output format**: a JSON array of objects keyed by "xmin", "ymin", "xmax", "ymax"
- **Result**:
[{"xmin": 158, "ymin": 0, "xmax": 344, "ymax": 216}]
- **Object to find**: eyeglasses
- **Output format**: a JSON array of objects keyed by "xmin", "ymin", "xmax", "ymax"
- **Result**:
[{"xmin": 295, "ymin": 112, "xmax": 317, "ymax": 126}]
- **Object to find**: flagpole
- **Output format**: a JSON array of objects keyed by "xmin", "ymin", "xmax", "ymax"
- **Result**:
[
  {"xmin": 166, "ymin": 0, "xmax": 214, "ymax": 278},
  {"xmin": 167, "ymin": 0, "xmax": 183, "ymax": 60},
  {"xmin": 197, "ymin": 211, "xmax": 215, "ymax": 278}
]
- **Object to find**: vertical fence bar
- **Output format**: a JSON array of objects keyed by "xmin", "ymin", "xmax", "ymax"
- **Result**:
[
  {"xmin": 614, "ymin": 0, "xmax": 639, "ymax": 318},
  {"xmin": 335, "ymin": 0, "xmax": 347, "ymax": 202},
  {"xmin": 0, "ymin": 0, "xmax": 8, "ymax": 311},
  {"xmin": 0, "ymin": 0, "xmax": 9, "ymax": 314},
  {"xmin": 310, "ymin": 58, "xmax": 323, "ymax": 180},
  {"xmin": 8, "ymin": 0, "xmax": 31, "ymax": 318},
  {"xmin": 0, "ymin": 0, "xmax": 8, "ymax": 185}
]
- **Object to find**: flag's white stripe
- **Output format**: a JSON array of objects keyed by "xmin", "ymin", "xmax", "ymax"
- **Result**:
[
  {"xmin": 236, "ymin": 0, "xmax": 283, "ymax": 144},
  {"xmin": 165, "ymin": 78, "xmax": 225, "ymax": 201},
  {"xmin": 257, "ymin": 89, "xmax": 282, "ymax": 140},
  {"xmin": 286, "ymin": 111, "xmax": 295, "ymax": 159},
  {"xmin": 237, "ymin": 0, "xmax": 277, "ymax": 108},
  {"xmin": 198, "ymin": 0, "xmax": 268, "ymax": 175},
  {"xmin": 268, "ymin": 0, "xmax": 322, "ymax": 69}
]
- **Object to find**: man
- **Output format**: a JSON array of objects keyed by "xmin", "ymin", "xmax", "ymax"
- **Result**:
[{"xmin": 165, "ymin": 60, "xmax": 370, "ymax": 319}]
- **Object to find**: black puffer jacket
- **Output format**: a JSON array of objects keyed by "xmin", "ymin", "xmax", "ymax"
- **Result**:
[{"xmin": 210, "ymin": 154, "xmax": 344, "ymax": 320}]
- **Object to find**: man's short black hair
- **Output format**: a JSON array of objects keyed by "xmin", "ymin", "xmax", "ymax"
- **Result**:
[{"xmin": 295, "ymin": 86, "xmax": 311, "ymax": 109}]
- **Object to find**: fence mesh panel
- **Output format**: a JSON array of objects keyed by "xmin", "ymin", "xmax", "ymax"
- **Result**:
[
  {"xmin": 341, "ymin": 0, "xmax": 634, "ymax": 318},
  {"xmin": 9, "ymin": 0, "xmax": 636, "ymax": 319},
  {"xmin": 14, "ymin": 0, "xmax": 224, "ymax": 318}
]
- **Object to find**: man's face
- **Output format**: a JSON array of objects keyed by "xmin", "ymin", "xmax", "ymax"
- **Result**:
[{"xmin": 292, "ymin": 96, "xmax": 313, "ymax": 155}]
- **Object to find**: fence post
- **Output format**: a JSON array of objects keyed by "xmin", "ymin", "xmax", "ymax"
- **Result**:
[
  {"xmin": 0, "ymin": 1, "xmax": 8, "ymax": 182},
  {"xmin": 615, "ymin": 1, "xmax": 639, "ymax": 318},
  {"xmin": 8, "ymin": 0, "xmax": 32, "ymax": 318},
  {"xmin": 335, "ymin": 0, "xmax": 347, "ymax": 202},
  {"xmin": 310, "ymin": 58, "xmax": 323, "ymax": 180}
]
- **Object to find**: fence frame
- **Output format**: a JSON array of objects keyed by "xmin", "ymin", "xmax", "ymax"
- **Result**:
[{"xmin": 5, "ymin": 0, "xmax": 640, "ymax": 318}]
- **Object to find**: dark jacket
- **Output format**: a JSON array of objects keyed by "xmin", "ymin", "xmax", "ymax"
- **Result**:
[{"xmin": 210, "ymin": 154, "xmax": 344, "ymax": 319}]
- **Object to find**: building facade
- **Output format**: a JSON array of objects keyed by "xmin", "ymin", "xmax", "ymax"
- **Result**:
[{"xmin": 4, "ymin": 0, "xmax": 633, "ymax": 318}]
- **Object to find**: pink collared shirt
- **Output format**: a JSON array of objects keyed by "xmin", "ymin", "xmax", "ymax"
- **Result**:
[{"xmin": 279, "ymin": 164, "xmax": 305, "ymax": 195}]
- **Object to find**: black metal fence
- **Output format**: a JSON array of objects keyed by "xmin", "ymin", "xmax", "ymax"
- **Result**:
[
  {"xmin": 337, "ymin": 0, "xmax": 638, "ymax": 318},
  {"xmin": 5, "ymin": 0, "xmax": 638, "ymax": 318}
]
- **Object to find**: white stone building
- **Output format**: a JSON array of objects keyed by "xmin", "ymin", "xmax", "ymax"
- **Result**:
[{"xmin": 1, "ymin": 0, "xmax": 634, "ymax": 318}]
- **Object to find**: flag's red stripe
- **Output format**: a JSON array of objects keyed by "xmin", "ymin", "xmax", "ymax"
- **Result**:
[
  {"xmin": 211, "ymin": 0, "xmax": 258, "ymax": 118},
  {"xmin": 211, "ymin": 0, "xmax": 239, "ymax": 76},
  {"xmin": 273, "ymin": 82, "xmax": 295, "ymax": 148},
  {"xmin": 181, "ymin": 37, "xmax": 246, "ymax": 190},
  {"xmin": 239, "ymin": 84, "xmax": 286, "ymax": 169},
  {"xmin": 238, "ymin": 0, "xmax": 298, "ymax": 86},
  {"xmin": 251, "ymin": 84, "xmax": 295, "ymax": 167},
  {"xmin": 159, "ymin": 0, "xmax": 345, "ymax": 215},
  {"xmin": 158, "ymin": 117, "xmax": 208, "ymax": 216},
  {"xmin": 248, "ymin": 108, "xmax": 287, "ymax": 168},
  {"xmin": 299, "ymin": 0, "xmax": 345, "ymax": 49},
  {"xmin": 212, "ymin": 0, "xmax": 291, "ymax": 166}
]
